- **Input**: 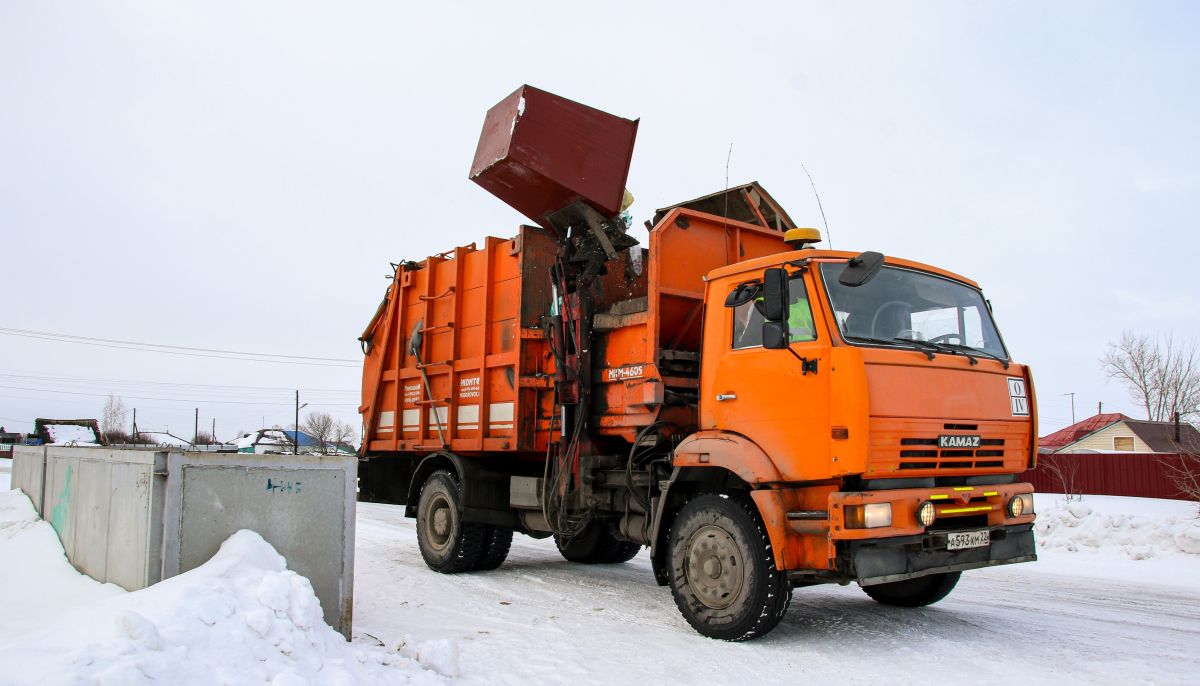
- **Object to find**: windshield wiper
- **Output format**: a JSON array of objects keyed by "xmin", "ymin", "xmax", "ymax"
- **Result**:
[
  {"xmin": 842, "ymin": 334, "xmax": 937, "ymax": 360},
  {"xmin": 891, "ymin": 337, "xmax": 953, "ymax": 361},
  {"xmin": 896, "ymin": 338, "xmax": 977, "ymax": 365},
  {"xmin": 929, "ymin": 342, "xmax": 1011, "ymax": 369}
]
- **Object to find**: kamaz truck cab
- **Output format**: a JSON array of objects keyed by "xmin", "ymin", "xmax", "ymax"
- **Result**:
[{"xmin": 654, "ymin": 229, "xmax": 1036, "ymax": 638}]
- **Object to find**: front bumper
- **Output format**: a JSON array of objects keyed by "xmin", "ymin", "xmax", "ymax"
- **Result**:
[{"xmin": 845, "ymin": 523, "xmax": 1036, "ymax": 586}]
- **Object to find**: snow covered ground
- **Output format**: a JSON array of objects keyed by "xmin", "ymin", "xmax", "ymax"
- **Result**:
[{"xmin": 2, "ymin": 457, "xmax": 1198, "ymax": 685}]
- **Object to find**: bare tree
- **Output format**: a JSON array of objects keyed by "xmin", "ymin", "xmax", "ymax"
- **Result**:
[
  {"xmin": 101, "ymin": 394, "xmax": 130, "ymax": 444},
  {"xmin": 193, "ymin": 431, "xmax": 217, "ymax": 445},
  {"xmin": 1101, "ymin": 332, "xmax": 1200, "ymax": 422},
  {"xmin": 1162, "ymin": 431, "xmax": 1200, "ymax": 517},
  {"xmin": 332, "ymin": 421, "xmax": 359, "ymax": 454},
  {"xmin": 303, "ymin": 411, "xmax": 337, "ymax": 454},
  {"xmin": 1040, "ymin": 455, "xmax": 1083, "ymax": 502}
]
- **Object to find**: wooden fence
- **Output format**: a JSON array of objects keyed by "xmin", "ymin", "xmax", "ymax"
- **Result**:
[{"xmin": 1021, "ymin": 452, "xmax": 1192, "ymax": 500}]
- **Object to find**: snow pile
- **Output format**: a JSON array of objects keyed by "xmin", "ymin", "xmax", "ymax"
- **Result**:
[
  {"xmin": 0, "ymin": 488, "xmax": 446, "ymax": 685},
  {"xmin": 43, "ymin": 423, "xmax": 100, "ymax": 446},
  {"xmin": 0, "ymin": 489, "xmax": 125, "ymax": 635},
  {"xmin": 1035, "ymin": 497, "xmax": 1200, "ymax": 560}
]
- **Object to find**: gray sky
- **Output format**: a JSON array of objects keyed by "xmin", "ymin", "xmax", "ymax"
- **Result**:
[{"xmin": 2, "ymin": 1, "xmax": 1198, "ymax": 440}]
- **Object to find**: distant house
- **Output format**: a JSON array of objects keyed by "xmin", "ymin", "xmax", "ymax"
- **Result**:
[
  {"xmin": 280, "ymin": 430, "xmax": 357, "ymax": 456},
  {"xmin": 229, "ymin": 429, "xmax": 355, "ymax": 455},
  {"xmin": 1040, "ymin": 413, "xmax": 1200, "ymax": 454},
  {"xmin": 232, "ymin": 429, "xmax": 295, "ymax": 454},
  {"xmin": 0, "ymin": 427, "xmax": 24, "ymax": 445},
  {"xmin": 33, "ymin": 418, "xmax": 104, "ymax": 446}
]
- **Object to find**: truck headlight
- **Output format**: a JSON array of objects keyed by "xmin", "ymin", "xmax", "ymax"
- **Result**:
[
  {"xmin": 1008, "ymin": 494, "xmax": 1034, "ymax": 518},
  {"xmin": 845, "ymin": 503, "xmax": 893, "ymax": 529},
  {"xmin": 917, "ymin": 501, "xmax": 936, "ymax": 527}
]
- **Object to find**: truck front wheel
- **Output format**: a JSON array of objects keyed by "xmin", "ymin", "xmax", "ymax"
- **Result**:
[
  {"xmin": 667, "ymin": 494, "xmax": 791, "ymax": 641},
  {"xmin": 861, "ymin": 571, "xmax": 961, "ymax": 607},
  {"xmin": 415, "ymin": 470, "xmax": 488, "ymax": 573}
]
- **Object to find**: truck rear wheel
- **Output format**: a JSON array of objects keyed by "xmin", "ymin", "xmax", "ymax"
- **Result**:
[
  {"xmin": 861, "ymin": 571, "xmax": 961, "ymax": 607},
  {"xmin": 555, "ymin": 521, "xmax": 642, "ymax": 564},
  {"xmin": 475, "ymin": 526, "xmax": 514, "ymax": 570},
  {"xmin": 415, "ymin": 470, "xmax": 488, "ymax": 573},
  {"xmin": 667, "ymin": 494, "xmax": 791, "ymax": 641}
]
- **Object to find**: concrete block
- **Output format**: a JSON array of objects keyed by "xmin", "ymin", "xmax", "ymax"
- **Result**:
[
  {"xmin": 11, "ymin": 446, "xmax": 46, "ymax": 512},
  {"xmin": 162, "ymin": 452, "xmax": 357, "ymax": 637}
]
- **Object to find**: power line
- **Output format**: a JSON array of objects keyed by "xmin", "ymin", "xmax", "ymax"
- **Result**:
[
  {"xmin": 0, "ymin": 384, "xmax": 356, "ymax": 407},
  {"xmin": 0, "ymin": 327, "xmax": 359, "ymax": 367},
  {"xmin": 0, "ymin": 369, "xmax": 357, "ymax": 395}
]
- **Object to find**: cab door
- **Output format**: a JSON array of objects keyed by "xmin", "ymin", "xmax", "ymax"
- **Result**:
[{"xmin": 703, "ymin": 270, "xmax": 832, "ymax": 482}]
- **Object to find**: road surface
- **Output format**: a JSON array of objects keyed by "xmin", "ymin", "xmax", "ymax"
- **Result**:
[{"xmin": 353, "ymin": 502, "xmax": 1200, "ymax": 685}]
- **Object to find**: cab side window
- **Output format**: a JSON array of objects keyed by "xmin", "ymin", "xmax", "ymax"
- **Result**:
[
  {"xmin": 731, "ymin": 277, "xmax": 816, "ymax": 349},
  {"xmin": 732, "ymin": 298, "xmax": 765, "ymax": 349}
]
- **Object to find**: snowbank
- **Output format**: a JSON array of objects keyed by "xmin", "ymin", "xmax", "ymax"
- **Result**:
[
  {"xmin": 43, "ymin": 424, "xmax": 100, "ymax": 446},
  {"xmin": 1035, "ymin": 493, "xmax": 1200, "ymax": 558},
  {"xmin": 1027, "ymin": 493, "xmax": 1200, "ymax": 589},
  {"xmin": 0, "ymin": 486, "xmax": 447, "ymax": 685}
]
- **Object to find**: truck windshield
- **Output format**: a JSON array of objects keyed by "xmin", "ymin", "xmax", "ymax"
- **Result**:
[{"xmin": 819, "ymin": 263, "xmax": 1009, "ymax": 360}]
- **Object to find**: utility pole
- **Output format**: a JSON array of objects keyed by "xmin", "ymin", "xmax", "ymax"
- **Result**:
[
  {"xmin": 211, "ymin": 418, "xmax": 216, "ymax": 445},
  {"xmin": 1062, "ymin": 392, "xmax": 1076, "ymax": 424},
  {"xmin": 194, "ymin": 408, "xmax": 199, "ymax": 447},
  {"xmin": 294, "ymin": 391, "xmax": 308, "ymax": 454},
  {"xmin": 131, "ymin": 408, "xmax": 137, "ymax": 439}
]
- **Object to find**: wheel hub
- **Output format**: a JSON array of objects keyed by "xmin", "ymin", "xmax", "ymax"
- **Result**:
[
  {"xmin": 423, "ymin": 493, "xmax": 454, "ymax": 551},
  {"xmin": 686, "ymin": 525, "xmax": 745, "ymax": 610}
]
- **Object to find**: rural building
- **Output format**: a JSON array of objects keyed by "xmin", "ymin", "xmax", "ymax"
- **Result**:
[
  {"xmin": 0, "ymin": 427, "xmax": 24, "ymax": 444},
  {"xmin": 229, "ymin": 429, "xmax": 356, "ymax": 455},
  {"xmin": 1039, "ymin": 413, "xmax": 1199, "ymax": 454},
  {"xmin": 232, "ymin": 429, "xmax": 296, "ymax": 454}
]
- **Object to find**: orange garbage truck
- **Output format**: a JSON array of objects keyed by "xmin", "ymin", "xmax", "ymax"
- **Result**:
[{"xmin": 358, "ymin": 85, "xmax": 1038, "ymax": 641}]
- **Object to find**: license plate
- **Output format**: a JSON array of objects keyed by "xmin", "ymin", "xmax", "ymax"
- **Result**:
[{"xmin": 947, "ymin": 530, "xmax": 990, "ymax": 550}]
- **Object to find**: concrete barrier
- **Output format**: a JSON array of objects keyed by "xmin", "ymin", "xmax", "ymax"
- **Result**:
[
  {"xmin": 162, "ymin": 452, "xmax": 357, "ymax": 635},
  {"xmin": 9, "ymin": 446, "xmax": 357, "ymax": 637},
  {"xmin": 12, "ymin": 445, "xmax": 47, "ymax": 511},
  {"xmin": 14, "ymin": 446, "xmax": 167, "ymax": 590}
]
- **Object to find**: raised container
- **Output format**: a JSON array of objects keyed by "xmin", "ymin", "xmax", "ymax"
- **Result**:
[{"xmin": 469, "ymin": 85, "xmax": 638, "ymax": 233}]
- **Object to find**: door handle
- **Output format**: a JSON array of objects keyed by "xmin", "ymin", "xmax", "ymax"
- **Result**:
[{"xmin": 716, "ymin": 393, "xmax": 737, "ymax": 402}]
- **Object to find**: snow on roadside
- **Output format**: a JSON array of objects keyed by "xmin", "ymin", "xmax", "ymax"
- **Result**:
[
  {"xmin": 0, "ymin": 487, "xmax": 124, "ymax": 635},
  {"xmin": 1027, "ymin": 492, "xmax": 1200, "ymax": 589},
  {"xmin": 0, "ymin": 485, "xmax": 446, "ymax": 685}
]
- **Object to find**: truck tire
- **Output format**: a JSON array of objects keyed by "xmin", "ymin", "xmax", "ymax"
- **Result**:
[
  {"xmin": 667, "ymin": 494, "xmax": 791, "ymax": 641},
  {"xmin": 474, "ymin": 526, "xmax": 514, "ymax": 571},
  {"xmin": 861, "ymin": 571, "xmax": 961, "ymax": 607},
  {"xmin": 555, "ymin": 521, "xmax": 643, "ymax": 564},
  {"xmin": 415, "ymin": 470, "xmax": 487, "ymax": 573}
]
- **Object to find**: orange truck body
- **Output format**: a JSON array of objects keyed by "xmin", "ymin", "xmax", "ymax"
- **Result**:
[
  {"xmin": 357, "ymin": 85, "xmax": 1037, "ymax": 638},
  {"xmin": 359, "ymin": 205, "xmax": 1038, "ymax": 574}
]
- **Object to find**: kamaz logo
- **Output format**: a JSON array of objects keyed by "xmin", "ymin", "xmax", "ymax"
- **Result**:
[{"xmin": 938, "ymin": 434, "xmax": 981, "ymax": 449}]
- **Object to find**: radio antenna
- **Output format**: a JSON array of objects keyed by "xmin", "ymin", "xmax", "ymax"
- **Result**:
[
  {"xmin": 722, "ymin": 143, "xmax": 733, "ymax": 261},
  {"xmin": 801, "ymin": 164, "xmax": 832, "ymax": 249}
]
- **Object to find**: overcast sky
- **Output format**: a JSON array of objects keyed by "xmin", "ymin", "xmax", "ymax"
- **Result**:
[{"xmin": 2, "ymin": 1, "xmax": 1198, "ymax": 440}]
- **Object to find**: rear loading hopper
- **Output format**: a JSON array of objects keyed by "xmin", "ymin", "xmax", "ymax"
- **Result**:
[{"xmin": 358, "ymin": 199, "xmax": 793, "ymax": 455}]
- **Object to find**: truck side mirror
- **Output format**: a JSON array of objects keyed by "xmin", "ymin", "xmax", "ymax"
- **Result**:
[
  {"xmin": 839, "ymin": 251, "xmax": 884, "ymax": 287},
  {"xmin": 762, "ymin": 267, "xmax": 788, "ymax": 322},
  {"xmin": 762, "ymin": 320, "xmax": 789, "ymax": 349}
]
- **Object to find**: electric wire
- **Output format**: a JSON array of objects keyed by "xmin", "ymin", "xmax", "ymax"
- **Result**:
[
  {"xmin": 0, "ymin": 385, "xmax": 357, "ymax": 407},
  {"xmin": 0, "ymin": 327, "xmax": 358, "ymax": 367}
]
